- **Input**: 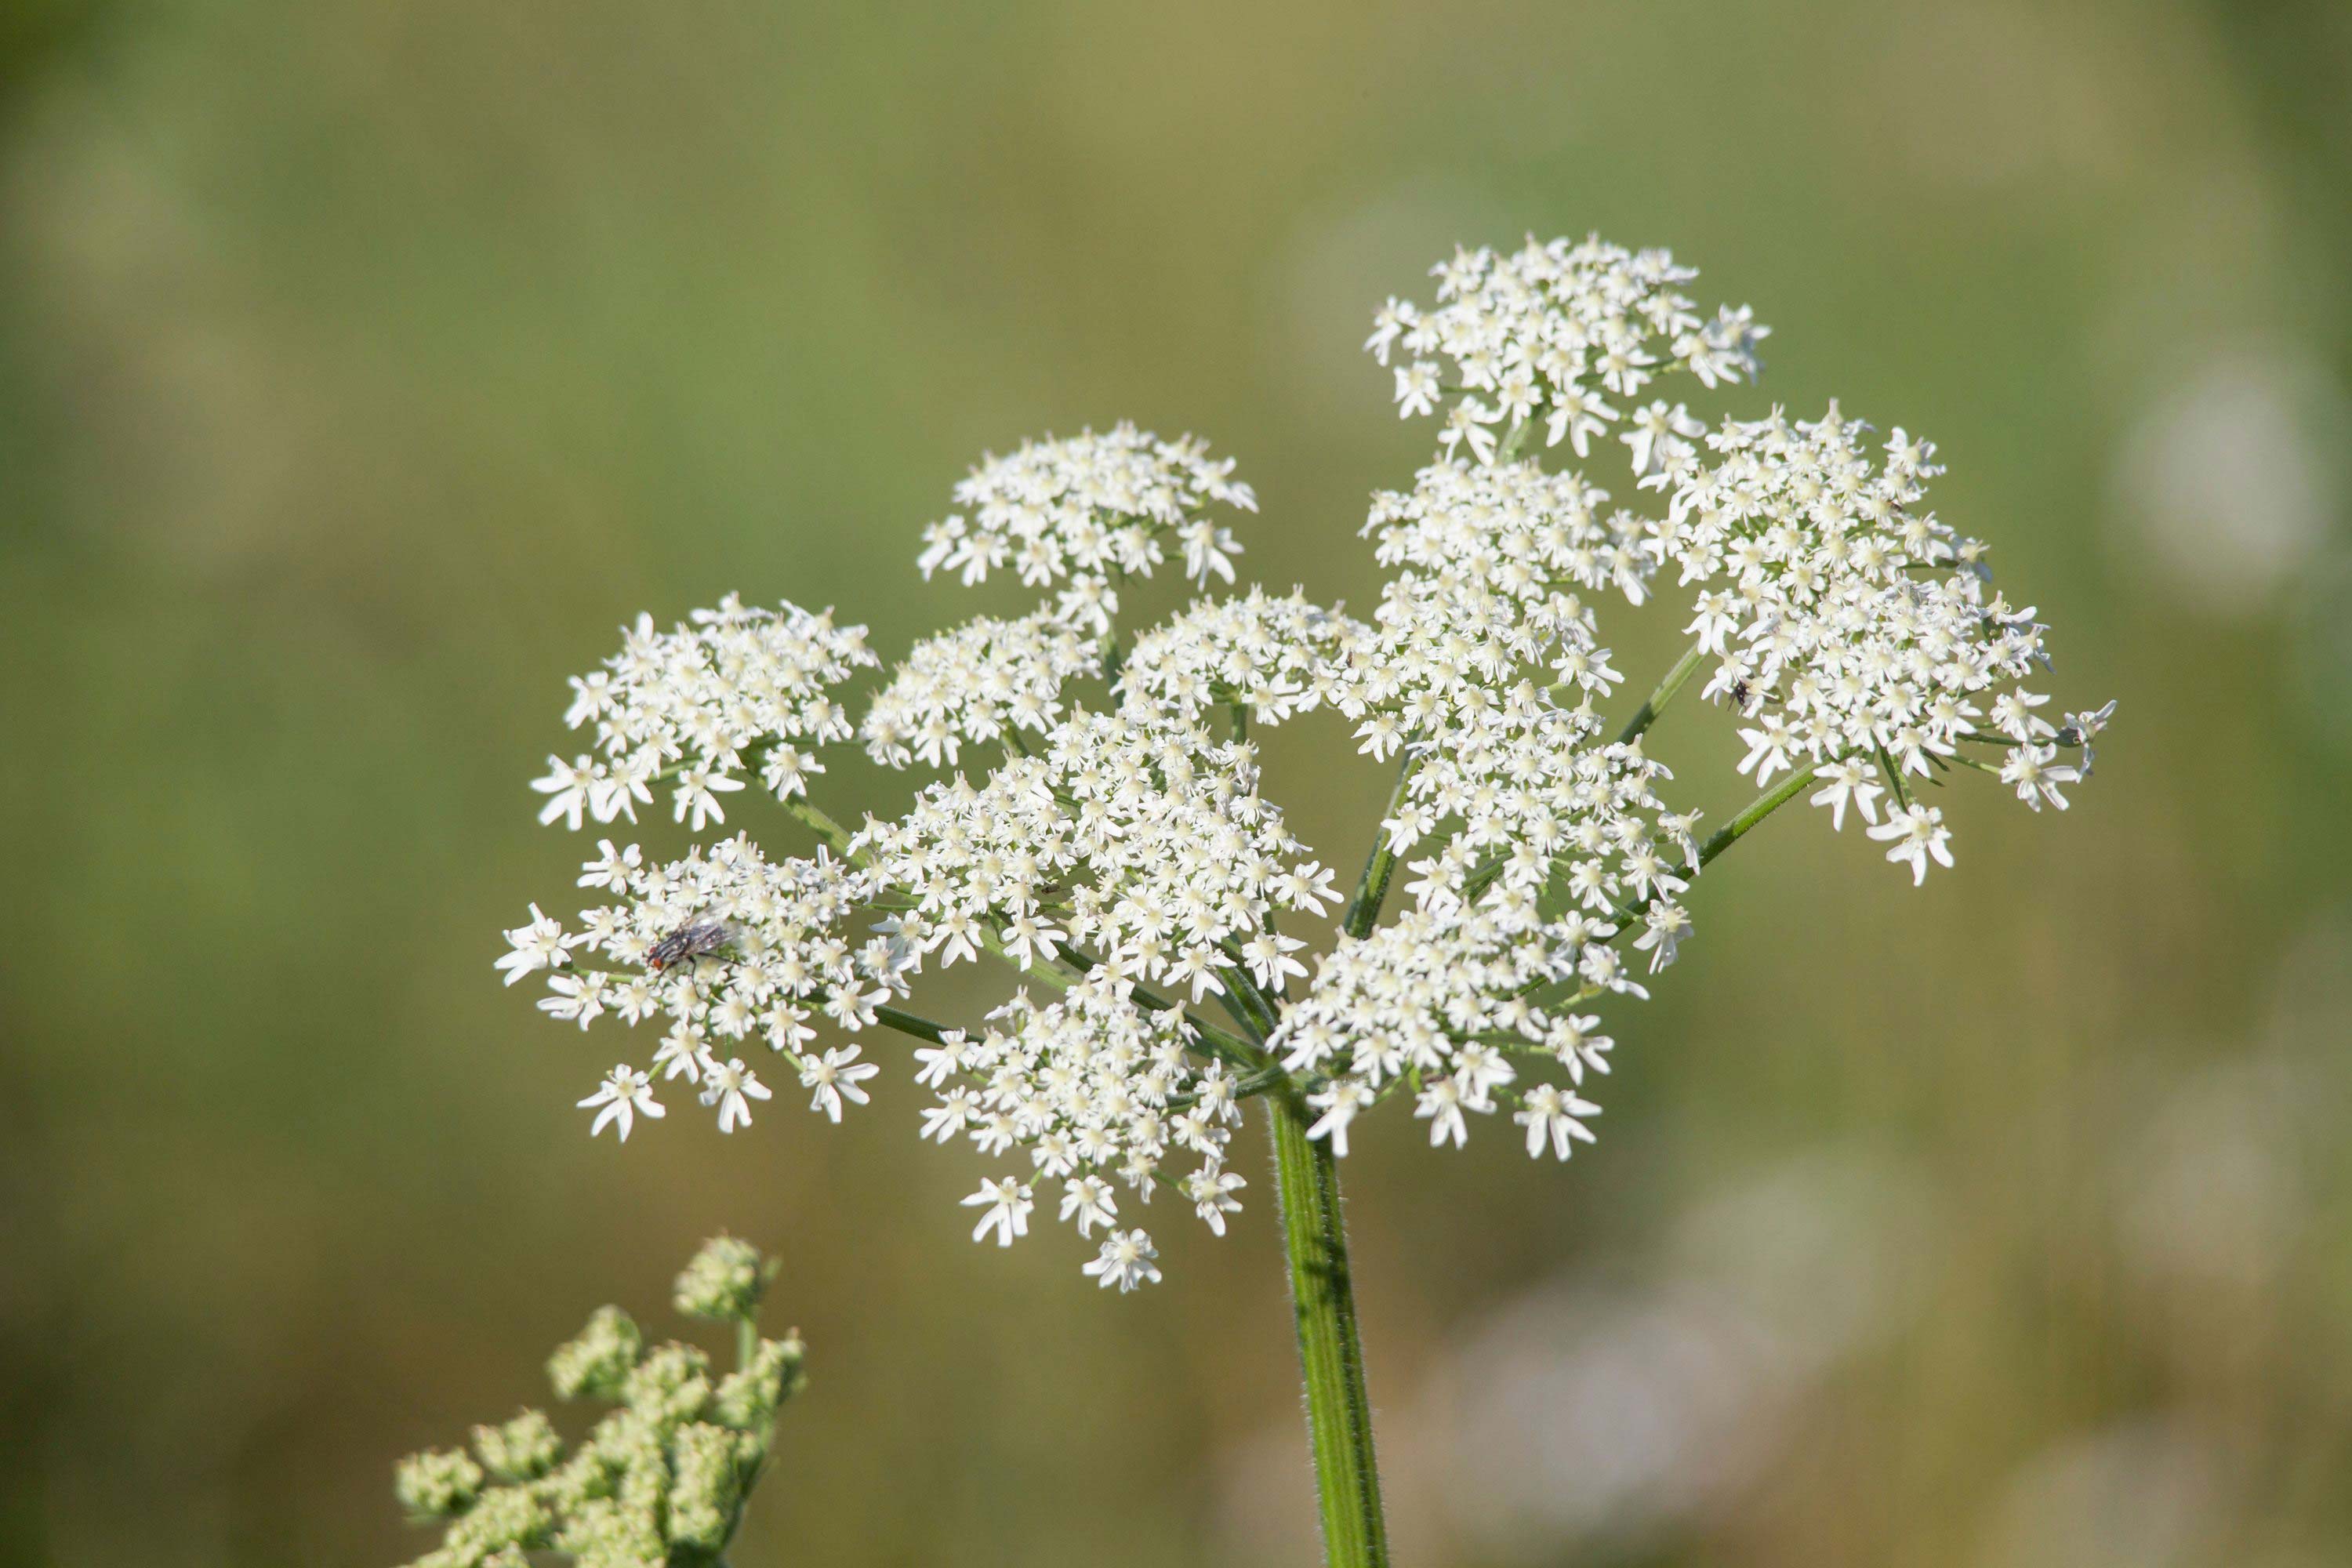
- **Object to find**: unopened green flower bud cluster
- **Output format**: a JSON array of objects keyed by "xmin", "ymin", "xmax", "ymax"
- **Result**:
[{"xmin": 394, "ymin": 1236, "xmax": 804, "ymax": 1568}]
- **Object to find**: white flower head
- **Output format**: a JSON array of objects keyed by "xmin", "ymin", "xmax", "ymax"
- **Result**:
[
  {"xmin": 539, "ymin": 596, "xmax": 877, "ymax": 831},
  {"xmin": 1374, "ymin": 237, "xmax": 1767, "ymax": 460},
  {"xmin": 501, "ymin": 233, "xmax": 2109, "ymax": 1294},
  {"xmin": 1653, "ymin": 407, "xmax": 2111, "ymax": 873},
  {"xmin": 917, "ymin": 424, "xmax": 1256, "ymax": 591}
]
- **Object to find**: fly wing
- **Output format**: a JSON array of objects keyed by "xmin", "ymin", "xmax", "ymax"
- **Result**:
[{"xmin": 647, "ymin": 918, "xmax": 734, "ymax": 971}]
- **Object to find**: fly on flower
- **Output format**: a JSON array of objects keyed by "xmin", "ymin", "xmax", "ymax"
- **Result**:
[
  {"xmin": 645, "ymin": 919, "xmax": 735, "ymax": 973},
  {"xmin": 500, "ymin": 232, "xmax": 2110, "ymax": 1300},
  {"xmin": 490, "ymin": 229, "xmax": 2117, "ymax": 1568}
]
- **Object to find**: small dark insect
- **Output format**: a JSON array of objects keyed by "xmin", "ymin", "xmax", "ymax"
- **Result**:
[
  {"xmin": 1729, "ymin": 678, "xmax": 1754, "ymax": 711},
  {"xmin": 646, "ymin": 919, "xmax": 735, "ymax": 972}
]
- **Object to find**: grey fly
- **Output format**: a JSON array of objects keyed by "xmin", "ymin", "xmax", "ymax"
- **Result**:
[{"xmin": 645, "ymin": 919, "xmax": 735, "ymax": 972}]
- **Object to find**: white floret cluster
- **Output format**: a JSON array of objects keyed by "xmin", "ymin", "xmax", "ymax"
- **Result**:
[
  {"xmin": 1647, "ymin": 405, "xmax": 2114, "ymax": 881},
  {"xmin": 497, "ymin": 833, "xmax": 895, "ymax": 1140},
  {"xmin": 532, "ymin": 594, "xmax": 876, "ymax": 833},
  {"xmin": 915, "ymin": 423, "xmax": 1256, "ymax": 608},
  {"xmin": 1369, "ymin": 235, "xmax": 1766, "ymax": 465},
  {"xmin": 1251, "ymin": 456, "xmax": 1695, "ymax": 1152},
  {"xmin": 1349, "ymin": 459, "xmax": 1653, "ymax": 722},
  {"xmin": 498, "ymin": 234, "xmax": 2111, "ymax": 1292},
  {"xmin": 861, "ymin": 608, "xmax": 1103, "ymax": 769},
  {"xmin": 840, "ymin": 707, "xmax": 1334, "ymax": 1272},
  {"xmin": 916, "ymin": 985, "xmax": 1242, "ymax": 1291},
  {"xmin": 852, "ymin": 708, "xmax": 1338, "ymax": 1004},
  {"xmin": 1117, "ymin": 587, "xmax": 1374, "ymax": 724}
]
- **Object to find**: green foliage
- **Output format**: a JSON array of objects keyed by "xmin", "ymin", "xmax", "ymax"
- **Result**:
[{"xmin": 396, "ymin": 1239, "xmax": 805, "ymax": 1568}]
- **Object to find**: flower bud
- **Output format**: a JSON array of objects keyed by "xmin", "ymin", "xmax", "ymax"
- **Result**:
[
  {"xmin": 711, "ymin": 1334, "xmax": 806, "ymax": 1430},
  {"xmin": 394, "ymin": 1446, "xmax": 484, "ymax": 1519},
  {"xmin": 663, "ymin": 1422, "xmax": 753, "ymax": 1552},
  {"xmin": 546, "ymin": 1305, "xmax": 642, "ymax": 1402},
  {"xmin": 672, "ymin": 1235, "xmax": 766, "ymax": 1323},
  {"xmin": 471, "ymin": 1408, "xmax": 562, "ymax": 1483},
  {"xmin": 619, "ymin": 1341, "xmax": 712, "ymax": 1428}
]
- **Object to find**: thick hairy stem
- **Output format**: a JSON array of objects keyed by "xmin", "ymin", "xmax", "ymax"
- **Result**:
[
  {"xmin": 1267, "ymin": 1092, "xmax": 1389, "ymax": 1568},
  {"xmin": 1614, "ymin": 639, "xmax": 1706, "ymax": 745}
]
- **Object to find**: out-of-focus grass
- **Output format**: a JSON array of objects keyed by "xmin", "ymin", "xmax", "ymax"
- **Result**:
[{"xmin": 2, "ymin": 2, "xmax": 2348, "ymax": 1564}]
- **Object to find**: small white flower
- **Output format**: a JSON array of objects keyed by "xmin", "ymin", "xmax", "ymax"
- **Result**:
[
  {"xmin": 964, "ymin": 1178, "xmax": 1035, "ymax": 1247},
  {"xmin": 699, "ymin": 1054, "xmax": 773, "ymax": 1134},
  {"xmin": 495, "ymin": 903, "xmax": 572, "ymax": 986},
  {"xmin": 1809, "ymin": 758, "xmax": 1884, "ymax": 831},
  {"xmin": 1414, "ymin": 1076, "xmax": 1471, "ymax": 1149},
  {"xmin": 651, "ymin": 1024, "xmax": 707, "ymax": 1083},
  {"xmin": 579, "ymin": 1065, "xmax": 663, "ymax": 1142},
  {"xmin": 2002, "ymin": 744, "xmax": 2082, "ymax": 811},
  {"xmin": 1305, "ymin": 1083, "xmax": 1374, "ymax": 1156},
  {"xmin": 576, "ymin": 839, "xmax": 642, "ymax": 890},
  {"xmin": 1396, "ymin": 362, "xmax": 1442, "ymax": 418},
  {"xmin": 799, "ymin": 1045, "xmax": 879, "ymax": 1123},
  {"xmin": 1515, "ymin": 1083, "xmax": 1600, "ymax": 1160},
  {"xmin": 673, "ymin": 764, "xmax": 745, "ymax": 831},
  {"xmin": 532, "ymin": 755, "xmax": 598, "ymax": 830},
  {"xmin": 1632, "ymin": 901, "xmax": 1692, "ymax": 973},
  {"xmin": 1058, "ymin": 1174, "xmax": 1120, "ymax": 1237},
  {"xmin": 1184, "ymin": 1167, "xmax": 1247, "ymax": 1236},
  {"xmin": 1867, "ymin": 804, "xmax": 1955, "ymax": 885},
  {"xmin": 1082, "ymin": 1229, "xmax": 1162, "ymax": 1292}
]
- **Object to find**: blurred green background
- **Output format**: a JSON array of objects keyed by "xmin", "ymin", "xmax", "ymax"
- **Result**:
[{"xmin": 4, "ymin": 2, "xmax": 2350, "ymax": 1564}]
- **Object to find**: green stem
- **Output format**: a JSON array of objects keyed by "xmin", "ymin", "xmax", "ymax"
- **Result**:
[
  {"xmin": 1342, "ymin": 753, "xmax": 1417, "ymax": 940},
  {"xmin": 787, "ymin": 799, "xmax": 858, "ymax": 855},
  {"xmin": 1692, "ymin": 762, "xmax": 1820, "ymax": 873},
  {"xmin": 1513, "ymin": 763, "xmax": 1821, "ymax": 1004},
  {"xmin": 1497, "ymin": 413, "xmax": 1538, "ymax": 464},
  {"xmin": 1267, "ymin": 1091, "xmax": 1388, "ymax": 1568},
  {"xmin": 1613, "ymin": 640, "xmax": 1706, "ymax": 746},
  {"xmin": 873, "ymin": 1004, "xmax": 961, "ymax": 1048},
  {"xmin": 1617, "ymin": 763, "xmax": 1823, "ymax": 933}
]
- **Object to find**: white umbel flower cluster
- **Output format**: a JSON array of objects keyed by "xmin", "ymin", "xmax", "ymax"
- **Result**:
[
  {"xmin": 503, "ymin": 833, "xmax": 894, "ymax": 1137},
  {"xmin": 1648, "ymin": 405, "xmax": 2109, "ymax": 880},
  {"xmin": 1249, "ymin": 455, "xmax": 1692, "ymax": 1150},
  {"xmin": 916, "ymin": 423, "xmax": 1256, "ymax": 607},
  {"xmin": 1369, "ymin": 236, "xmax": 1766, "ymax": 463},
  {"xmin": 532, "ymin": 594, "xmax": 875, "ymax": 833},
  {"xmin": 499, "ymin": 234, "xmax": 2110, "ymax": 1292},
  {"xmin": 854, "ymin": 708, "xmax": 1338, "ymax": 1001},
  {"xmin": 861, "ymin": 608, "xmax": 1102, "ymax": 769},
  {"xmin": 1118, "ymin": 588, "xmax": 1373, "ymax": 724},
  {"xmin": 848, "ymin": 710, "xmax": 1338, "ymax": 1262},
  {"xmin": 916, "ymin": 985, "xmax": 1242, "ymax": 1280}
]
